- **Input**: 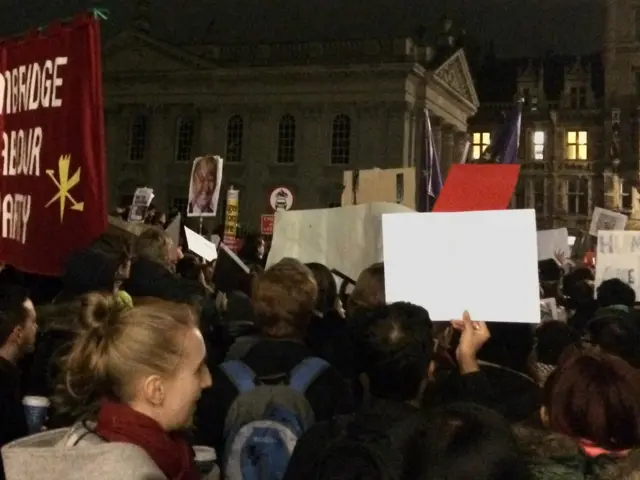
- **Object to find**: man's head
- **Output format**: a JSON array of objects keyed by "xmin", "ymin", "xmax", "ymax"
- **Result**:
[
  {"xmin": 357, "ymin": 302, "xmax": 434, "ymax": 403},
  {"xmin": 190, "ymin": 156, "xmax": 219, "ymax": 210},
  {"xmin": 0, "ymin": 285, "xmax": 37, "ymax": 362},
  {"xmin": 252, "ymin": 259, "xmax": 318, "ymax": 339}
]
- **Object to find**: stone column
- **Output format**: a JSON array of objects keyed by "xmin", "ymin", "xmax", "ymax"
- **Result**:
[
  {"xmin": 441, "ymin": 125, "xmax": 455, "ymax": 178},
  {"xmin": 146, "ymin": 106, "xmax": 174, "ymax": 209},
  {"xmin": 431, "ymin": 119, "xmax": 443, "ymax": 165}
]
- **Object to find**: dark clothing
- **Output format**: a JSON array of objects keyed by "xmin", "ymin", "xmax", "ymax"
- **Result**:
[
  {"xmin": 26, "ymin": 330, "xmax": 74, "ymax": 398},
  {"xmin": 284, "ymin": 398, "xmax": 423, "ymax": 480},
  {"xmin": 477, "ymin": 361, "xmax": 540, "ymax": 423},
  {"xmin": 194, "ymin": 339, "xmax": 355, "ymax": 456},
  {"xmin": 124, "ymin": 258, "xmax": 206, "ymax": 304},
  {"xmin": 306, "ymin": 311, "xmax": 357, "ymax": 380},
  {"xmin": 0, "ymin": 357, "xmax": 28, "ymax": 480}
]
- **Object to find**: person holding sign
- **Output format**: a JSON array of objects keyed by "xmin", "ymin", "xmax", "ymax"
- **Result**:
[{"xmin": 187, "ymin": 156, "xmax": 223, "ymax": 217}]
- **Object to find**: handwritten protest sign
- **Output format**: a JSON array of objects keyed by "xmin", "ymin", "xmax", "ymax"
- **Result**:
[
  {"xmin": 595, "ymin": 231, "xmax": 640, "ymax": 297},
  {"xmin": 0, "ymin": 15, "xmax": 107, "ymax": 275}
]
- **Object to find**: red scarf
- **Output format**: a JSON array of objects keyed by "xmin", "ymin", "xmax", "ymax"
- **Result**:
[
  {"xmin": 96, "ymin": 401, "xmax": 199, "ymax": 480},
  {"xmin": 578, "ymin": 438, "xmax": 631, "ymax": 459}
]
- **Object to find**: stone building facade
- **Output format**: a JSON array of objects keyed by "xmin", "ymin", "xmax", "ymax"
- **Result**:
[
  {"xmin": 468, "ymin": 0, "xmax": 640, "ymax": 235},
  {"xmin": 103, "ymin": 28, "xmax": 478, "ymax": 229}
]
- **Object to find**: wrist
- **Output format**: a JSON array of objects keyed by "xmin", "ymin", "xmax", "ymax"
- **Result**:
[{"xmin": 458, "ymin": 352, "xmax": 480, "ymax": 374}]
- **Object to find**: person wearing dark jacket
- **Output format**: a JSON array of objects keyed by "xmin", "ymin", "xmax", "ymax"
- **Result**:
[
  {"xmin": 123, "ymin": 227, "xmax": 206, "ymax": 304},
  {"xmin": 284, "ymin": 306, "xmax": 492, "ymax": 479},
  {"xmin": 195, "ymin": 259, "xmax": 354, "ymax": 457},
  {"xmin": 0, "ymin": 285, "xmax": 37, "ymax": 480}
]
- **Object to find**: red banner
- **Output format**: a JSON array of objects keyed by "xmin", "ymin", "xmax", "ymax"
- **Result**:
[{"xmin": 0, "ymin": 15, "xmax": 107, "ymax": 275}]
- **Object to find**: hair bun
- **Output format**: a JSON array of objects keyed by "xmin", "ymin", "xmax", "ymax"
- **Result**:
[{"xmin": 79, "ymin": 293, "xmax": 121, "ymax": 339}]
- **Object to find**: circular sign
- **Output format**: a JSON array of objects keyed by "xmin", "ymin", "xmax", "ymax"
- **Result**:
[{"xmin": 269, "ymin": 187, "xmax": 294, "ymax": 211}]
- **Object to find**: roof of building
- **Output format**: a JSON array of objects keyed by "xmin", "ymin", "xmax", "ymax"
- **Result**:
[
  {"xmin": 0, "ymin": 0, "xmax": 604, "ymax": 58},
  {"xmin": 474, "ymin": 53, "xmax": 605, "ymax": 103}
]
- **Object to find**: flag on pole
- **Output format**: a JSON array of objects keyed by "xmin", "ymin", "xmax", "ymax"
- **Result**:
[
  {"xmin": 417, "ymin": 109, "xmax": 443, "ymax": 212},
  {"xmin": 480, "ymin": 100, "xmax": 523, "ymax": 164},
  {"xmin": 459, "ymin": 135, "xmax": 471, "ymax": 164}
]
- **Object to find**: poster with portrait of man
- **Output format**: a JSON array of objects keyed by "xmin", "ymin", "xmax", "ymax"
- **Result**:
[
  {"xmin": 187, "ymin": 155, "xmax": 224, "ymax": 217},
  {"xmin": 589, "ymin": 206, "xmax": 628, "ymax": 236}
]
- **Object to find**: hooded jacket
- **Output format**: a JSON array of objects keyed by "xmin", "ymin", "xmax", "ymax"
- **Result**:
[{"xmin": 1, "ymin": 423, "xmax": 220, "ymax": 480}]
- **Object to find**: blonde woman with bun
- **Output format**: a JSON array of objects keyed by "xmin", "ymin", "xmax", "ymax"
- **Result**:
[{"xmin": 1, "ymin": 294, "xmax": 213, "ymax": 480}]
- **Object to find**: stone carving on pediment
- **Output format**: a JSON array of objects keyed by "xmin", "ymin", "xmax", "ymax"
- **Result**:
[{"xmin": 436, "ymin": 57, "xmax": 472, "ymax": 101}]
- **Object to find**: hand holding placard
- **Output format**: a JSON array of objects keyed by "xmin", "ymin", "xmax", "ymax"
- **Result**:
[{"xmin": 451, "ymin": 311, "xmax": 490, "ymax": 374}]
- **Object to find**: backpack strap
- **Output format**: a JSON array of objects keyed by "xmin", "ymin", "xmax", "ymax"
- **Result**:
[
  {"xmin": 220, "ymin": 360, "xmax": 257, "ymax": 393},
  {"xmin": 289, "ymin": 357, "xmax": 330, "ymax": 393}
]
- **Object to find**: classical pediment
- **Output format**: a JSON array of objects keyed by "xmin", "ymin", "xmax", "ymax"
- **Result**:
[
  {"xmin": 103, "ymin": 31, "xmax": 215, "ymax": 73},
  {"xmin": 433, "ymin": 49, "xmax": 480, "ymax": 108}
]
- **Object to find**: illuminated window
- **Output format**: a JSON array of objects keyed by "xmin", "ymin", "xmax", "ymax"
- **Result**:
[
  {"xmin": 471, "ymin": 132, "xmax": 491, "ymax": 160},
  {"xmin": 533, "ymin": 131, "xmax": 545, "ymax": 161},
  {"xmin": 330, "ymin": 114, "xmax": 351, "ymax": 165},
  {"xmin": 175, "ymin": 117, "xmax": 195, "ymax": 163},
  {"xmin": 277, "ymin": 115, "xmax": 296, "ymax": 164},
  {"xmin": 566, "ymin": 131, "xmax": 588, "ymax": 160},
  {"xmin": 226, "ymin": 115, "xmax": 244, "ymax": 163}
]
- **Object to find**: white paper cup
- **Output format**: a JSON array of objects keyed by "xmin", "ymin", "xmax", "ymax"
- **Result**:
[
  {"xmin": 22, "ymin": 396, "xmax": 50, "ymax": 434},
  {"xmin": 193, "ymin": 446, "xmax": 217, "ymax": 476}
]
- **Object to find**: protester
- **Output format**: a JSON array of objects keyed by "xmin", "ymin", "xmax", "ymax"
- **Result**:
[
  {"xmin": 195, "ymin": 259, "xmax": 354, "ymax": 478},
  {"xmin": 0, "ymin": 285, "xmax": 37, "ymax": 480},
  {"xmin": 1, "ymin": 294, "xmax": 213, "ymax": 480}
]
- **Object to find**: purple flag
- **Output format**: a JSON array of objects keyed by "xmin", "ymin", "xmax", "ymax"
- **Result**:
[
  {"xmin": 417, "ymin": 109, "xmax": 443, "ymax": 212},
  {"xmin": 481, "ymin": 101, "xmax": 523, "ymax": 164}
]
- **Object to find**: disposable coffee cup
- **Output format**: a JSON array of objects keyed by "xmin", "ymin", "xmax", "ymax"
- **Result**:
[
  {"xmin": 193, "ymin": 446, "xmax": 218, "ymax": 478},
  {"xmin": 22, "ymin": 396, "xmax": 50, "ymax": 434}
]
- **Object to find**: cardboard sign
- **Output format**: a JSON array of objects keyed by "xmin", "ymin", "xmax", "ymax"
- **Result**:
[
  {"xmin": 589, "ymin": 207, "xmax": 627, "ymax": 236},
  {"xmin": 433, "ymin": 165, "xmax": 520, "ymax": 212}
]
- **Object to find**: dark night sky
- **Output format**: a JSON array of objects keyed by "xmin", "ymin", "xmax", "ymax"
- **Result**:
[{"xmin": 0, "ymin": 0, "xmax": 604, "ymax": 57}]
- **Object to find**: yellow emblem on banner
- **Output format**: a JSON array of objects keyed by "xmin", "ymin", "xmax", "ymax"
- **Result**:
[{"xmin": 45, "ymin": 154, "xmax": 84, "ymax": 222}]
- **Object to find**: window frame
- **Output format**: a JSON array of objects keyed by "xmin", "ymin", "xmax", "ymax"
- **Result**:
[
  {"xmin": 174, "ymin": 117, "xmax": 195, "ymax": 163},
  {"xmin": 276, "ymin": 114, "xmax": 296, "ymax": 164},
  {"xmin": 566, "ymin": 130, "xmax": 588, "ymax": 161},
  {"xmin": 128, "ymin": 115, "xmax": 148, "ymax": 163},
  {"xmin": 471, "ymin": 132, "xmax": 491, "ymax": 160},
  {"xmin": 225, "ymin": 115, "xmax": 244, "ymax": 163},
  {"xmin": 330, "ymin": 114, "xmax": 352, "ymax": 165}
]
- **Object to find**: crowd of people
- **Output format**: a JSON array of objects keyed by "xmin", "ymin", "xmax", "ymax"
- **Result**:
[{"xmin": 1, "ymin": 212, "xmax": 640, "ymax": 479}]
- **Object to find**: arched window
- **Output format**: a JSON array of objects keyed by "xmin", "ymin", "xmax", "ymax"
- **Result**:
[
  {"xmin": 277, "ymin": 115, "xmax": 296, "ymax": 164},
  {"xmin": 128, "ymin": 115, "xmax": 148, "ymax": 162},
  {"xmin": 331, "ymin": 114, "xmax": 351, "ymax": 165},
  {"xmin": 226, "ymin": 115, "xmax": 244, "ymax": 163},
  {"xmin": 175, "ymin": 117, "xmax": 195, "ymax": 162}
]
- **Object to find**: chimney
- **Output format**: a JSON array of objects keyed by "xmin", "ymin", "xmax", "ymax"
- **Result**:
[{"xmin": 133, "ymin": 0, "xmax": 151, "ymax": 34}]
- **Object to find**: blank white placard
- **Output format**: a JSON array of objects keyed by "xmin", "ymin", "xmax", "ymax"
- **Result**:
[
  {"xmin": 185, "ymin": 227, "xmax": 218, "ymax": 262},
  {"xmin": 382, "ymin": 209, "xmax": 541, "ymax": 323}
]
